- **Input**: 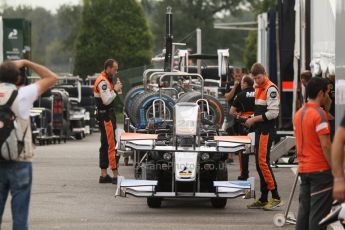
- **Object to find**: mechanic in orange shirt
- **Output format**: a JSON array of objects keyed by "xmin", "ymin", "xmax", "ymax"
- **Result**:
[
  {"xmin": 294, "ymin": 77, "xmax": 332, "ymax": 230},
  {"xmin": 94, "ymin": 59, "xmax": 122, "ymax": 184},
  {"xmin": 245, "ymin": 63, "xmax": 282, "ymax": 210}
]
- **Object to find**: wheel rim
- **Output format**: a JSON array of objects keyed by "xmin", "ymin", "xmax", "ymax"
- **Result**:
[{"xmin": 145, "ymin": 103, "xmax": 172, "ymax": 121}]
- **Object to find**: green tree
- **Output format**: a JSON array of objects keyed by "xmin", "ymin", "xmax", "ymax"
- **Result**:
[
  {"xmin": 57, "ymin": 5, "xmax": 82, "ymax": 51},
  {"xmin": 74, "ymin": 0, "xmax": 153, "ymax": 77},
  {"xmin": 52, "ymin": 5, "xmax": 82, "ymax": 72},
  {"xmin": 250, "ymin": 0, "xmax": 276, "ymax": 14},
  {"xmin": 243, "ymin": 31, "xmax": 257, "ymax": 69}
]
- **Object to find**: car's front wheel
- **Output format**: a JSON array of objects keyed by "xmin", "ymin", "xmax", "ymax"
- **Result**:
[
  {"xmin": 147, "ymin": 197, "xmax": 162, "ymax": 208},
  {"xmin": 211, "ymin": 198, "xmax": 227, "ymax": 209}
]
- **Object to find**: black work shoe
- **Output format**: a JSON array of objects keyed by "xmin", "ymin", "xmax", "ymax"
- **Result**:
[
  {"xmin": 237, "ymin": 175, "xmax": 249, "ymax": 181},
  {"xmin": 99, "ymin": 175, "xmax": 112, "ymax": 183},
  {"xmin": 112, "ymin": 177, "xmax": 118, "ymax": 185}
]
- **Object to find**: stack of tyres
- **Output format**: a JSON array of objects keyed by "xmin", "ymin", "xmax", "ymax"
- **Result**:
[
  {"xmin": 32, "ymin": 90, "xmax": 54, "ymax": 145},
  {"xmin": 63, "ymin": 86, "xmax": 78, "ymax": 98},
  {"xmin": 123, "ymin": 87, "xmax": 224, "ymax": 129},
  {"xmin": 128, "ymin": 91, "xmax": 175, "ymax": 129},
  {"xmin": 69, "ymin": 103, "xmax": 86, "ymax": 140},
  {"xmin": 80, "ymin": 86, "xmax": 96, "ymax": 132},
  {"xmin": 51, "ymin": 90, "xmax": 69, "ymax": 143},
  {"xmin": 59, "ymin": 85, "xmax": 87, "ymax": 140},
  {"xmin": 123, "ymin": 85, "xmax": 146, "ymax": 130},
  {"xmin": 30, "ymin": 83, "xmax": 96, "ymax": 144},
  {"xmin": 123, "ymin": 86, "xmax": 145, "ymax": 120}
]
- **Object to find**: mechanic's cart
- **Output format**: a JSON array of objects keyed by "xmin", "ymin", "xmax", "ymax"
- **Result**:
[
  {"xmin": 30, "ymin": 107, "xmax": 54, "ymax": 145},
  {"xmin": 52, "ymin": 90, "xmax": 69, "ymax": 143}
]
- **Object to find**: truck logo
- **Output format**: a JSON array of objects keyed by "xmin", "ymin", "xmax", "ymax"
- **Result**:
[{"xmin": 8, "ymin": 29, "xmax": 18, "ymax": 39}]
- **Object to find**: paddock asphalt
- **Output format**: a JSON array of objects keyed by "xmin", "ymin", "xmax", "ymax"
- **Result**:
[{"xmin": 1, "ymin": 132, "xmax": 298, "ymax": 230}]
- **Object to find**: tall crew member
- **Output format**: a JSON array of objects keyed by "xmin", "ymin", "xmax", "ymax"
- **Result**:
[
  {"xmin": 245, "ymin": 63, "xmax": 282, "ymax": 210},
  {"xmin": 94, "ymin": 59, "xmax": 122, "ymax": 184},
  {"xmin": 294, "ymin": 77, "xmax": 332, "ymax": 230}
]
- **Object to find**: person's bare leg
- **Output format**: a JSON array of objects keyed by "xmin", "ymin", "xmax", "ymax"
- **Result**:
[{"xmin": 101, "ymin": 169, "xmax": 108, "ymax": 177}]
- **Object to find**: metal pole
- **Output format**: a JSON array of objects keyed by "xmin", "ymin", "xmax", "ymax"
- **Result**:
[
  {"xmin": 171, "ymin": 44, "xmax": 175, "ymax": 87},
  {"xmin": 284, "ymin": 173, "xmax": 299, "ymax": 221},
  {"xmin": 196, "ymin": 28, "xmax": 202, "ymax": 74},
  {"xmin": 164, "ymin": 7, "xmax": 173, "ymax": 72}
]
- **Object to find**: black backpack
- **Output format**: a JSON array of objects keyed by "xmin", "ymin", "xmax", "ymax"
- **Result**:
[{"xmin": 0, "ymin": 90, "xmax": 27, "ymax": 161}]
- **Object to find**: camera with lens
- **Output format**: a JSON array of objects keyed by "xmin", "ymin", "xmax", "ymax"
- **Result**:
[{"xmin": 17, "ymin": 67, "xmax": 29, "ymax": 86}]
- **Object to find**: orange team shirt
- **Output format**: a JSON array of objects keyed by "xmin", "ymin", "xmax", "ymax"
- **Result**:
[{"xmin": 294, "ymin": 102, "xmax": 330, "ymax": 173}]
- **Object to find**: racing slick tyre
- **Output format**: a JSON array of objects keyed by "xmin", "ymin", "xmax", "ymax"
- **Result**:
[
  {"xmin": 176, "ymin": 92, "xmax": 224, "ymax": 127},
  {"xmin": 37, "ymin": 97, "xmax": 53, "ymax": 110},
  {"xmin": 130, "ymin": 91, "xmax": 175, "ymax": 129},
  {"xmin": 143, "ymin": 161, "xmax": 162, "ymax": 208},
  {"xmin": 123, "ymin": 85, "xmax": 145, "ymax": 115},
  {"xmin": 80, "ymin": 98, "xmax": 95, "ymax": 107},
  {"xmin": 211, "ymin": 162, "xmax": 228, "ymax": 209},
  {"xmin": 81, "ymin": 86, "xmax": 93, "ymax": 97},
  {"xmin": 176, "ymin": 91, "xmax": 199, "ymax": 103},
  {"xmin": 66, "ymin": 87, "xmax": 79, "ymax": 98},
  {"xmin": 75, "ymin": 132, "xmax": 83, "ymax": 140},
  {"xmin": 211, "ymin": 198, "xmax": 227, "ymax": 209},
  {"xmin": 147, "ymin": 197, "xmax": 162, "ymax": 208},
  {"xmin": 41, "ymin": 89, "xmax": 52, "ymax": 97}
]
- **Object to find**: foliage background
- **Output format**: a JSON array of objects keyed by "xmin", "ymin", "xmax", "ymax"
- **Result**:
[{"xmin": 0, "ymin": 0, "xmax": 276, "ymax": 74}]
